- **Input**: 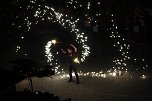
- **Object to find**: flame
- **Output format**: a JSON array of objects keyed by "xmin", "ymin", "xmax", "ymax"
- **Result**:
[
  {"xmin": 74, "ymin": 57, "xmax": 80, "ymax": 64},
  {"xmin": 51, "ymin": 40, "xmax": 57, "ymax": 44}
]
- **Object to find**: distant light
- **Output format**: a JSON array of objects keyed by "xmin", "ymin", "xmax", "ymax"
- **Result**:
[
  {"xmin": 112, "ymin": 72, "xmax": 116, "ymax": 76},
  {"xmin": 141, "ymin": 75, "xmax": 146, "ymax": 79},
  {"xmin": 12, "ymin": 23, "xmax": 15, "ymax": 26},
  {"xmin": 102, "ymin": 73, "xmax": 106, "ymax": 78}
]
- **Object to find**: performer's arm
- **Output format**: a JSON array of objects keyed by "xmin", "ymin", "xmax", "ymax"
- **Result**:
[
  {"xmin": 70, "ymin": 44, "xmax": 77, "ymax": 52},
  {"xmin": 61, "ymin": 48, "xmax": 66, "ymax": 54}
]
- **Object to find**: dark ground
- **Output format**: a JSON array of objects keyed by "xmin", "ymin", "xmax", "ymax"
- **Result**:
[{"xmin": 15, "ymin": 67, "xmax": 152, "ymax": 101}]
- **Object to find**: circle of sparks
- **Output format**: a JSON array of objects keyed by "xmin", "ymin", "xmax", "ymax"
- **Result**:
[
  {"xmin": 19, "ymin": 1, "xmax": 90, "ymax": 71},
  {"xmin": 41, "ymin": 6, "xmax": 90, "ymax": 64}
]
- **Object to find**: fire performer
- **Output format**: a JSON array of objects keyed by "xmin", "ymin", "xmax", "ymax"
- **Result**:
[{"xmin": 61, "ymin": 44, "xmax": 80, "ymax": 84}]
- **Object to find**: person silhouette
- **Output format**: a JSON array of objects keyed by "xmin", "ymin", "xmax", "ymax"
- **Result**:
[{"xmin": 61, "ymin": 44, "xmax": 80, "ymax": 84}]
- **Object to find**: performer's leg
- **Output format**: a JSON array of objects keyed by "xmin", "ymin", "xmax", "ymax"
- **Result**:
[
  {"xmin": 72, "ymin": 64, "xmax": 79, "ymax": 84},
  {"xmin": 69, "ymin": 64, "xmax": 73, "ymax": 81}
]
